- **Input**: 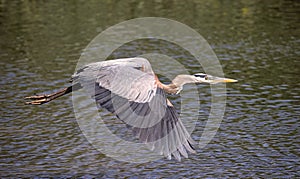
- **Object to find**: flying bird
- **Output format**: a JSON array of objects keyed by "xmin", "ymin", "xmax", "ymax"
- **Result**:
[{"xmin": 25, "ymin": 57, "xmax": 237, "ymax": 161}]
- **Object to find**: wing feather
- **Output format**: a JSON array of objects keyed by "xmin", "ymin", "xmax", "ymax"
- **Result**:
[
  {"xmin": 73, "ymin": 57, "xmax": 156, "ymax": 103},
  {"xmin": 74, "ymin": 58, "xmax": 196, "ymax": 160},
  {"xmin": 94, "ymin": 85, "xmax": 196, "ymax": 160}
]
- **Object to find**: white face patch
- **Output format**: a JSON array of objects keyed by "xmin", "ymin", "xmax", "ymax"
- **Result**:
[
  {"xmin": 194, "ymin": 73, "xmax": 209, "ymax": 83},
  {"xmin": 194, "ymin": 73, "xmax": 206, "ymax": 78}
]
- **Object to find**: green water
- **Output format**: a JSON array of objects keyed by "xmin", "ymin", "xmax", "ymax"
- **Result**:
[{"xmin": 0, "ymin": 0, "xmax": 299, "ymax": 178}]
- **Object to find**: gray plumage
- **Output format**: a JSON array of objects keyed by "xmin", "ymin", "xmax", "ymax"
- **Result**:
[
  {"xmin": 72, "ymin": 57, "xmax": 196, "ymax": 161},
  {"xmin": 26, "ymin": 56, "xmax": 237, "ymax": 161}
]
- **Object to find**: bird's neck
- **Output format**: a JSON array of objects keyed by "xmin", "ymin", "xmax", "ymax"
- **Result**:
[
  {"xmin": 160, "ymin": 75, "xmax": 195, "ymax": 94},
  {"xmin": 161, "ymin": 83, "xmax": 180, "ymax": 94}
]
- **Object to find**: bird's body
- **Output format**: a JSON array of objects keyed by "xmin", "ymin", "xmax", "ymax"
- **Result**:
[{"xmin": 25, "ymin": 57, "xmax": 237, "ymax": 161}]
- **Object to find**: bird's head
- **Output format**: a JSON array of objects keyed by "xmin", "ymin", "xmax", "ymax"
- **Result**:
[{"xmin": 193, "ymin": 73, "xmax": 238, "ymax": 84}]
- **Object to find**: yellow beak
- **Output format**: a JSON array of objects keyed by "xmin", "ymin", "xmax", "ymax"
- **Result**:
[
  {"xmin": 211, "ymin": 77, "xmax": 238, "ymax": 83},
  {"xmin": 222, "ymin": 78, "xmax": 238, "ymax": 83}
]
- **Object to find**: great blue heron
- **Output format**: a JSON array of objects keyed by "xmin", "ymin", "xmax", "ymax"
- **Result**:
[{"xmin": 25, "ymin": 57, "xmax": 237, "ymax": 161}]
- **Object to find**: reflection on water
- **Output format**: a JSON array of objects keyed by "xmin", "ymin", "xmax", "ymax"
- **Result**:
[{"xmin": 0, "ymin": 0, "xmax": 299, "ymax": 178}]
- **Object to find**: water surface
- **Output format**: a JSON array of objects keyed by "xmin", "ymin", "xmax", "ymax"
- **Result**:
[{"xmin": 0, "ymin": 0, "xmax": 299, "ymax": 178}]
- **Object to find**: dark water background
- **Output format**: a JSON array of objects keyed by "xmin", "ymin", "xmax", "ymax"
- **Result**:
[{"xmin": 0, "ymin": 0, "xmax": 299, "ymax": 178}]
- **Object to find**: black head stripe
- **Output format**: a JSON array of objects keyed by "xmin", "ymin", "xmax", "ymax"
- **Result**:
[{"xmin": 194, "ymin": 74, "xmax": 206, "ymax": 78}]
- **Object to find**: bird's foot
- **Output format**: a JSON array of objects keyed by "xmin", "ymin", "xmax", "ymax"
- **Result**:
[{"xmin": 24, "ymin": 95, "xmax": 50, "ymax": 105}]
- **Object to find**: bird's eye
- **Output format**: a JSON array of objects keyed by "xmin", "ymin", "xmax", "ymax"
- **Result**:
[{"xmin": 194, "ymin": 74, "xmax": 206, "ymax": 78}]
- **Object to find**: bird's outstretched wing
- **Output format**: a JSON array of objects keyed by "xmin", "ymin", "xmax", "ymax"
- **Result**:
[
  {"xmin": 94, "ymin": 85, "xmax": 196, "ymax": 161},
  {"xmin": 74, "ymin": 58, "xmax": 196, "ymax": 161},
  {"xmin": 72, "ymin": 57, "xmax": 156, "ymax": 103}
]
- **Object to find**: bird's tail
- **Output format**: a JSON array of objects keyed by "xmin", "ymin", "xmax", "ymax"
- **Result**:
[{"xmin": 25, "ymin": 83, "xmax": 82, "ymax": 105}]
